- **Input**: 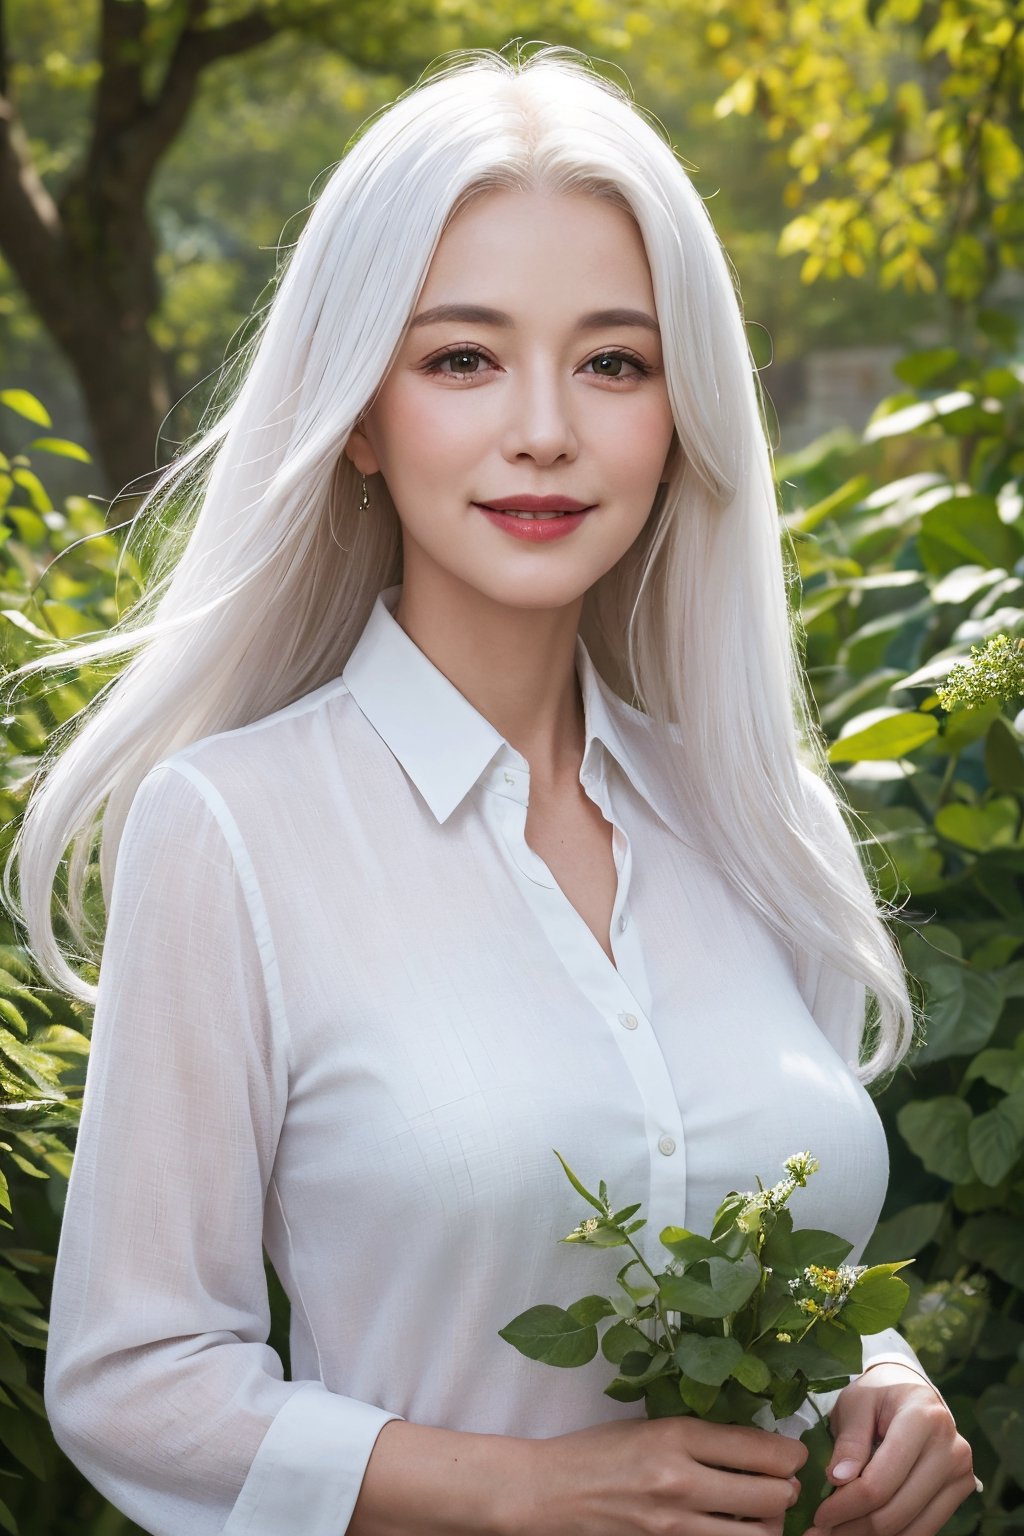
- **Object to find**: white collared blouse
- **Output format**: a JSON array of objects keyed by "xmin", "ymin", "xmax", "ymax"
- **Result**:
[{"xmin": 44, "ymin": 583, "xmax": 933, "ymax": 1536}]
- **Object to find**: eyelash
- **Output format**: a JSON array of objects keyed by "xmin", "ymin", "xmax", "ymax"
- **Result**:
[{"xmin": 420, "ymin": 344, "xmax": 652, "ymax": 382}]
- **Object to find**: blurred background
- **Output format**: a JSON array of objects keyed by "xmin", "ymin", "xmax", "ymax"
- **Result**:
[{"xmin": 1, "ymin": 2, "xmax": 1023, "ymax": 1533}]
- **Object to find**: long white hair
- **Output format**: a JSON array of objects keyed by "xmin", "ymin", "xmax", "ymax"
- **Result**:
[{"xmin": 2, "ymin": 44, "xmax": 914, "ymax": 1078}]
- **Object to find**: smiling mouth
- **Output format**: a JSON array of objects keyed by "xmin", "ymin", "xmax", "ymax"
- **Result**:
[
  {"xmin": 484, "ymin": 508, "xmax": 585, "ymax": 520},
  {"xmin": 474, "ymin": 497, "xmax": 594, "ymax": 520}
]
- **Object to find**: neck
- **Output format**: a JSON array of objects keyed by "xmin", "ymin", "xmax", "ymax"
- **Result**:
[{"xmin": 393, "ymin": 568, "xmax": 585, "ymax": 791}]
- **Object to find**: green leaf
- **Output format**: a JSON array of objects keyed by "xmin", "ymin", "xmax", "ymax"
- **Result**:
[
  {"xmin": 828, "ymin": 710, "xmax": 938, "ymax": 762},
  {"xmin": 0, "ymin": 1002, "xmax": 27, "ymax": 1040},
  {"xmin": 0, "ymin": 1271, "xmax": 40, "ymax": 1310},
  {"xmin": 968, "ymin": 1093, "xmax": 1024, "ymax": 1185},
  {"xmin": 985, "ymin": 718, "xmax": 1024, "ymax": 791},
  {"xmin": 964, "ymin": 1049, "xmax": 1024, "ymax": 1094},
  {"xmin": 839, "ymin": 1266, "xmax": 912, "ymax": 1332},
  {"xmin": 893, "ymin": 348, "xmax": 961, "ymax": 387},
  {"xmin": 678, "ymin": 1374, "xmax": 720, "ymax": 1414},
  {"xmin": 660, "ymin": 1226, "xmax": 721, "ymax": 1265},
  {"xmin": 10, "ymin": 469, "xmax": 51, "ymax": 514},
  {"xmin": 0, "ymin": 1404, "xmax": 45, "ymax": 1477},
  {"xmin": 897, "ymin": 1098, "xmax": 973, "ymax": 1182},
  {"xmin": 958, "ymin": 1215, "xmax": 1024, "ymax": 1288},
  {"xmin": 673, "ymin": 1333, "xmax": 744, "ymax": 1385},
  {"xmin": 864, "ymin": 390, "xmax": 974, "ymax": 442},
  {"xmin": 620, "ymin": 1348, "xmax": 670, "ymax": 1386},
  {"xmin": 602, "ymin": 1318, "xmax": 643, "ymax": 1364},
  {"xmin": 863, "ymin": 1203, "xmax": 944, "ymax": 1263},
  {"xmin": 813, "ymin": 1318, "xmax": 864, "ymax": 1374},
  {"xmin": 497, "ymin": 1304, "xmax": 598, "ymax": 1367},
  {"xmin": 914, "ymin": 964, "xmax": 1006, "ymax": 1063},
  {"xmin": 659, "ymin": 1253, "xmax": 761, "ymax": 1318},
  {"xmin": 636, "ymin": 1374, "xmax": 684, "ymax": 1417},
  {"xmin": 763, "ymin": 1225, "xmax": 854, "ymax": 1276},
  {"xmin": 26, "ymin": 436, "xmax": 92, "ymax": 463},
  {"xmin": 583, "ymin": 1222, "xmax": 629, "ymax": 1248},
  {"xmin": 603, "ymin": 1375, "xmax": 647, "ymax": 1403},
  {"xmin": 918, "ymin": 494, "xmax": 1024, "ymax": 576},
  {"xmin": 610, "ymin": 1203, "xmax": 642, "ymax": 1224},
  {"xmin": 759, "ymin": 1333, "xmax": 855, "ymax": 1381},
  {"xmin": 976, "ymin": 1383, "xmax": 1024, "ymax": 1466},
  {"xmin": 731, "ymin": 1352, "xmax": 772, "ymax": 1392},
  {"xmin": 552, "ymin": 1151, "xmax": 605, "ymax": 1215},
  {"xmin": 567, "ymin": 1294, "xmax": 616, "ymax": 1326},
  {"xmin": 771, "ymin": 1374, "xmax": 807, "ymax": 1418},
  {"xmin": 934, "ymin": 798, "xmax": 1022, "ymax": 852},
  {"xmin": 786, "ymin": 1419, "xmax": 834, "ymax": 1536},
  {"xmin": 0, "ymin": 391, "xmax": 51, "ymax": 428}
]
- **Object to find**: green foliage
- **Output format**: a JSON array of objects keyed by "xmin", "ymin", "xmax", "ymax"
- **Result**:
[
  {"xmin": 780, "ymin": 315, "xmax": 1024, "ymax": 1521},
  {"xmin": 697, "ymin": 0, "xmax": 1024, "ymax": 302},
  {"xmin": 0, "ymin": 391, "xmax": 146, "ymax": 1530},
  {"xmin": 501, "ymin": 1152, "xmax": 911, "ymax": 1533}
]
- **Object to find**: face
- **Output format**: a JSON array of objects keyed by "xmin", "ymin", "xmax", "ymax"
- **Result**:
[{"xmin": 344, "ymin": 187, "xmax": 677, "ymax": 613}]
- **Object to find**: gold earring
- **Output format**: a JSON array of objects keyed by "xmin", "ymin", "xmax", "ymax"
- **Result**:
[{"xmin": 360, "ymin": 475, "xmax": 370, "ymax": 511}]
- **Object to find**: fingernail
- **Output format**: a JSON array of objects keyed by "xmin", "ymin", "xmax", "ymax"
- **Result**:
[{"xmin": 831, "ymin": 1460, "xmax": 859, "ymax": 1481}]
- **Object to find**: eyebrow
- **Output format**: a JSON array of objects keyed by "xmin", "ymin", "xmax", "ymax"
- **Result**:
[{"xmin": 409, "ymin": 303, "xmax": 660, "ymax": 334}]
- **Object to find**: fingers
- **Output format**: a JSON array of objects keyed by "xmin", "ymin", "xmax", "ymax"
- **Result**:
[
  {"xmin": 827, "ymin": 1384, "xmax": 879, "ymax": 1486},
  {"xmin": 683, "ymin": 1519, "xmax": 785, "ymax": 1536},
  {"xmin": 683, "ymin": 1419, "xmax": 808, "ymax": 1478},
  {"xmin": 696, "ymin": 1465, "xmax": 800, "ymax": 1522},
  {"xmin": 815, "ymin": 1396, "xmax": 967, "ymax": 1531},
  {"xmin": 815, "ymin": 1445, "xmax": 971, "ymax": 1536},
  {"xmin": 812, "ymin": 1468, "xmax": 977, "ymax": 1536}
]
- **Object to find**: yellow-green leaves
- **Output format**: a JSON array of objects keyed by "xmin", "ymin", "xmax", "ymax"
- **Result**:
[{"xmin": 827, "ymin": 708, "xmax": 939, "ymax": 761}]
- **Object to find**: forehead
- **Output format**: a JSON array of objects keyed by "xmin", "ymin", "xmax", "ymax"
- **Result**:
[{"xmin": 417, "ymin": 187, "xmax": 656, "ymax": 310}]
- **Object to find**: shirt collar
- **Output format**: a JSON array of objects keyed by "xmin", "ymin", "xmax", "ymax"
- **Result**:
[{"xmin": 341, "ymin": 583, "xmax": 681, "ymax": 832}]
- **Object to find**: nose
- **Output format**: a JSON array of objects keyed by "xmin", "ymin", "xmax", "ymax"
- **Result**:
[{"xmin": 500, "ymin": 358, "xmax": 578, "ymax": 466}]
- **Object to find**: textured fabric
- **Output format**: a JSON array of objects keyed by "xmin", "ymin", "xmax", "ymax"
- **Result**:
[{"xmin": 45, "ymin": 582, "xmax": 934, "ymax": 1536}]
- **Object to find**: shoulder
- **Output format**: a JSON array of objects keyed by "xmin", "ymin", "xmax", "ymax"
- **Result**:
[{"xmin": 146, "ymin": 675, "xmax": 358, "ymax": 801}]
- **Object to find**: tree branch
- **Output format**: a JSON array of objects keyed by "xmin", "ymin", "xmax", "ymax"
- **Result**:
[
  {"xmin": 0, "ymin": 66, "xmax": 71, "ymax": 332},
  {"xmin": 92, "ymin": 0, "xmax": 148, "ymax": 145},
  {"xmin": 0, "ymin": 0, "xmax": 9, "ymax": 99},
  {"xmin": 110, "ymin": 6, "xmax": 283, "ymax": 202}
]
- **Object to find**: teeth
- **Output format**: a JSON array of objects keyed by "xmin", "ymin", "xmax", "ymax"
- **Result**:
[{"xmin": 502, "ymin": 510, "xmax": 570, "ymax": 520}]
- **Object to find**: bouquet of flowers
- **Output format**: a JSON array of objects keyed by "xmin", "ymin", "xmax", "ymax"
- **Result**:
[{"xmin": 499, "ymin": 1151, "xmax": 912, "ymax": 1534}]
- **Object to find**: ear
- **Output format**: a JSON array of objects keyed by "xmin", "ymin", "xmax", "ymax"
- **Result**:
[{"xmin": 342, "ymin": 419, "xmax": 381, "ymax": 477}]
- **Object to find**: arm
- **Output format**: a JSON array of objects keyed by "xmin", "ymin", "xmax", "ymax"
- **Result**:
[{"xmin": 44, "ymin": 765, "xmax": 402, "ymax": 1536}]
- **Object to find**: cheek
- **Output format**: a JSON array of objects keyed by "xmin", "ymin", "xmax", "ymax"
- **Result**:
[
  {"xmin": 603, "ymin": 398, "xmax": 676, "ymax": 485},
  {"xmin": 372, "ymin": 384, "xmax": 483, "ymax": 485}
]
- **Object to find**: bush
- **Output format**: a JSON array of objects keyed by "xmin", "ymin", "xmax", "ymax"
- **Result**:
[{"xmin": 780, "ymin": 312, "xmax": 1024, "ymax": 1525}]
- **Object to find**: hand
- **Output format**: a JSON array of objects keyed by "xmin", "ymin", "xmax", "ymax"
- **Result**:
[
  {"xmin": 517, "ymin": 1415, "xmax": 808, "ymax": 1536},
  {"xmin": 809, "ymin": 1362, "xmax": 977, "ymax": 1536}
]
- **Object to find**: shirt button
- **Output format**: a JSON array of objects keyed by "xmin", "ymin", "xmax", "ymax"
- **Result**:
[
  {"xmin": 618, "ymin": 913, "xmax": 628, "ymax": 932},
  {"xmin": 503, "ymin": 771, "xmax": 515, "ymax": 785},
  {"xmin": 658, "ymin": 1135, "xmax": 676, "ymax": 1157},
  {"xmin": 618, "ymin": 1012, "xmax": 639, "ymax": 1030}
]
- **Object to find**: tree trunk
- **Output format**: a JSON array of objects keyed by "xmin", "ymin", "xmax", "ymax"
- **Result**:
[{"xmin": 55, "ymin": 186, "xmax": 174, "ymax": 504}]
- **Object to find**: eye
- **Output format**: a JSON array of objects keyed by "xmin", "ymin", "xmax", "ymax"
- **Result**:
[
  {"xmin": 583, "ymin": 350, "xmax": 651, "ymax": 381},
  {"xmin": 421, "ymin": 346, "xmax": 494, "ymax": 379}
]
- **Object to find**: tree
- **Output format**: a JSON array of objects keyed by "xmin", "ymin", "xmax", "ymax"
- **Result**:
[{"xmin": 0, "ymin": 1, "xmax": 635, "ymax": 498}]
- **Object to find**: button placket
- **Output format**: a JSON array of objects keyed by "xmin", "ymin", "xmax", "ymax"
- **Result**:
[{"xmin": 487, "ymin": 757, "xmax": 688, "ymax": 1248}]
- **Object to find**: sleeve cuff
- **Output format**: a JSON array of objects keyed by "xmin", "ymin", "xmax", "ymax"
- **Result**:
[
  {"xmin": 859, "ymin": 1328, "xmax": 944, "ymax": 1401},
  {"xmin": 223, "ymin": 1381, "xmax": 405, "ymax": 1536}
]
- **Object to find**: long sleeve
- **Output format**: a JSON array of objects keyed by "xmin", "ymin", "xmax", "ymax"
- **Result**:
[
  {"xmin": 44, "ymin": 763, "xmax": 402, "ymax": 1536},
  {"xmin": 793, "ymin": 767, "xmax": 941, "ymax": 1398}
]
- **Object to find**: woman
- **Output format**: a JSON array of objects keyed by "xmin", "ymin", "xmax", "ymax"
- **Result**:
[{"xmin": 7, "ymin": 45, "xmax": 974, "ymax": 1536}]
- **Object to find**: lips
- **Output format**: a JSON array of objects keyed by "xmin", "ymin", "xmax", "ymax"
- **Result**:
[{"xmin": 475, "ymin": 495, "xmax": 592, "ymax": 513}]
